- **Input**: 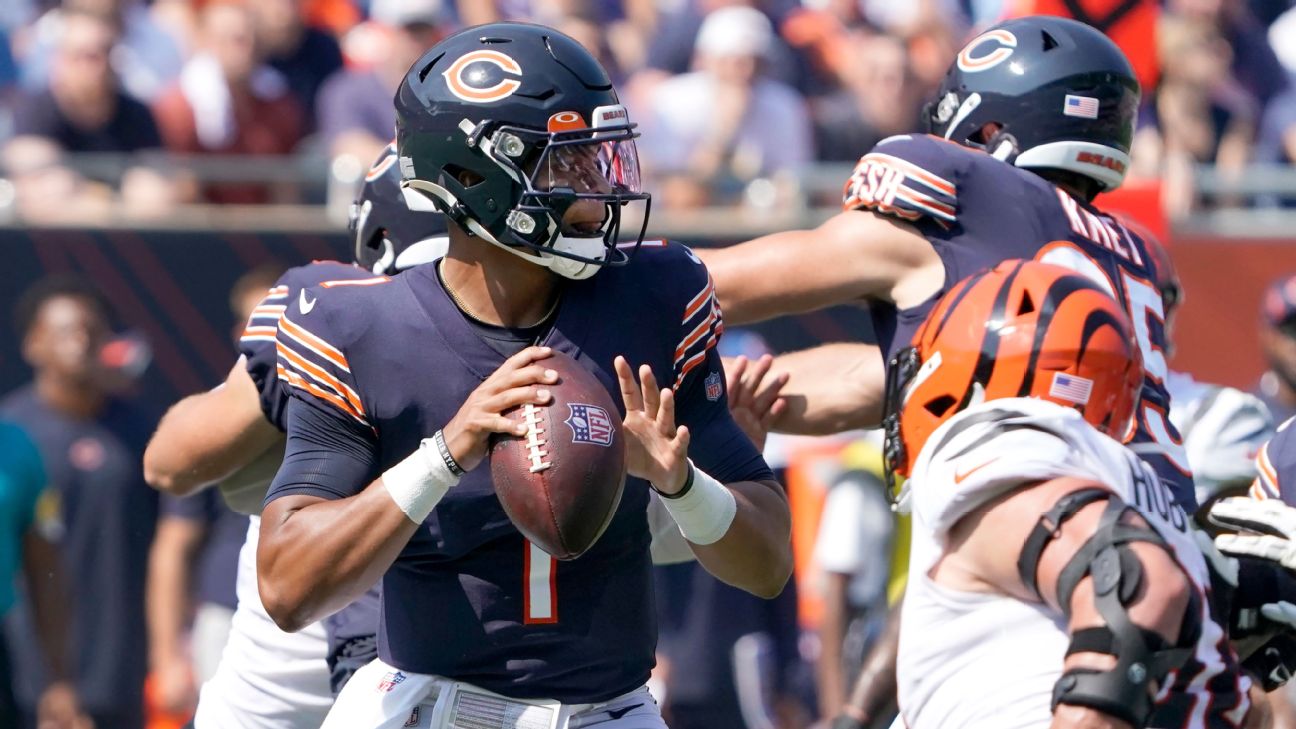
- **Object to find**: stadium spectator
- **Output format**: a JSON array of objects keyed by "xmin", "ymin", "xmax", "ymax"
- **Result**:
[
  {"xmin": 1133, "ymin": 15, "xmax": 1255, "ymax": 215},
  {"xmin": 17, "ymin": 0, "xmax": 185, "ymax": 103},
  {"xmin": 2, "ymin": 7, "xmax": 169, "ymax": 223},
  {"xmin": 317, "ymin": 0, "xmax": 446, "ymax": 168},
  {"xmin": 152, "ymin": 0, "xmax": 304, "ymax": 205},
  {"xmin": 1256, "ymin": 273, "xmax": 1296, "ymax": 425},
  {"xmin": 639, "ymin": 5, "xmax": 812, "ymax": 208},
  {"xmin": 250, "ymin": 0, "xmax": 343, "ymax": 132},
  {"xmin": 1, "ymin": 275, "xmax": 159, "ymax": 729},
  {"xmin": 810, "ymin": 32, "xmax": 921, "ymax": 164},
  {"xmin": 642, "ymin": 1, "xmax": 803, "ymax": 90},
  {"xmin": 1166, "ymin": 0, "xmax": 1289, "ymax": 108}
]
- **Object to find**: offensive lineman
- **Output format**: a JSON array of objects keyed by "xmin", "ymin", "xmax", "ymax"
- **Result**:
[
  {"xmin": 697, "ymin": 15, "xmax": 1196, "ymax": 509},
  {"xmin": 141, "ymin": 144, "xmax": 449, "ymax": 728}
]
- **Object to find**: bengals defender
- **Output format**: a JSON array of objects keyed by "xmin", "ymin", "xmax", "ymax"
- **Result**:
[
  {"xmin": 141, "ymin": 145, "xmax": 448, "ymax": 729},
  {"xmin": 256, "ymin": 23, "xmax": 791, "ymax": 729},
  {"xmin": 697, "ymin": 15, "xmax": 1195, "ymax": 510},
  {"xmin": 889, "ymin": 261, "xmax": 1248, "ymax": 728}
]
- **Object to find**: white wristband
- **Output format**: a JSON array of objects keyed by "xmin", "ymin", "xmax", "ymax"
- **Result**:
[
  {"xmin": 659, "ymin": 460, "xmax": 737, "ymax": 546},
  {"xmin": 382, "ymin": 436, "xmax": 460, "ymax": 523}
]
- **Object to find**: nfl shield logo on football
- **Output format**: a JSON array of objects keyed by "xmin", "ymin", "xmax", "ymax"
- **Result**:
[
  {"xmin": 376, "ymin": 670, "xmax": 407, "ymax": 694},
  {"xmin": 565, "ymin": 403, "xmax": 615, "ymax": 446},
  {"xmin": 704, "ymin": 371, "xmax": 723, "ymax": 401}
]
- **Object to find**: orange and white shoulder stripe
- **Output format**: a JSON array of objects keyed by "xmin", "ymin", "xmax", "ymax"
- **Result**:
[
  {"xmin": 860, "ymin": 152, "xmax": 956, "ymax": 199},
  {"xmin": 275, "ymin": 313, "xmax": 369, "ymax": 426},
  {"xmin": 673, "ymin": 275, "xmax": 723, "ymax": 389},
  {"xmin": 239, "ymin": 287, "xmax": 290, "ymax": 343},
  {"xmin": 1252, "ymin": 442, "xmax": 1281, "ymax": 500}
]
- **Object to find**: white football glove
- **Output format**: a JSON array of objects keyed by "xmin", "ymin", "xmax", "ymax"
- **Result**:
[
  {"xmin": 1210, "ymin": 496, "xmax": 1296, "ymax": 570},
  {"xmin": 1211, "ymin": 497, "xmax": 1296, "ymax": 629}
]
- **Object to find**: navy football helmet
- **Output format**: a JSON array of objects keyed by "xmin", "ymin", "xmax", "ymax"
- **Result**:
[
  {"xmin": 351, "ymin": 143, "xmax": 449, "ymax": 275},
  {"xmin": 925, "ymin": 16, "xmax": 1140, "ymax": 192},
  {"xmin": 394, "ymin": 22, "xmax": 649, "ymax": 280}
]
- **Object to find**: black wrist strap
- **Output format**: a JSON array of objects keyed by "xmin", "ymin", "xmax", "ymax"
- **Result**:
[
  {"xmin": 433, "ymin": 429, "xmax": 465, "ymax": 477},
  {"xmin": 652, "ymin": 463, "xmax": 695, "ymax": 500}
]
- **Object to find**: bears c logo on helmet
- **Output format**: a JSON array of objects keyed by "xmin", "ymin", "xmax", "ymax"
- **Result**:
[
  {"xmin": 956, "ymin": 29, "xmax": 1017, "ymax": 73},
  {"xmin": 443, "ymin": 50, "xmax": 524, "ymax": 103}
]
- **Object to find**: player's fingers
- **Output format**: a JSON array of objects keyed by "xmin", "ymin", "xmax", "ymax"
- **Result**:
[
  {"xmin": 657, "ymin": 386, "xmax": 677, "ymax": 436},
  {"xmin": 675, "ymin": 425, "xmax": 690, "ymax": 452},
  {"xmin": 615, "ymin": 356, "xmax": 644, "ymax": 412},
  {"xmin": 500, "ymin": 364, "xmax": 559, "ymax": 390},
  {"xmin": 724, "ymin": 356, "xmax": 749, "ymax": 408},
  {"xmin": 641, "ymin": 365, "xmax": 661, "ymax": 417},
  {"xmin": 762, "ymin": 397, "xmax": 788, "ymax": 427},
  {"xmin": 751, "ymin": 371, "xmax": 790, "ymax": 418},
  {"xmin": 504, "ymin": 345, "xmax": 553, "ymax": 369},
  {"xmin": 482, "ymin": 415, "xmax": 529, "ymax": 437},
  {"xmin": 745, "ymin": 354, "xmax": 774, "ymax": 391},
  {"xmin": 488, "ymin": 385, "xmax": 552, "ymax": 415},
  {"xmin": 1215, "ymin": 534, "xmax": 1290, "ymax": 563}
]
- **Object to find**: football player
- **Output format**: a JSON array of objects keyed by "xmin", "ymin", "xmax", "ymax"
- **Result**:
[
  {"xmin": 141, "ymin": 143, "xmax": 449, "ymax": 729},
  {"xmin": 889, "ymin": 260, "xmax": 1248, "ymax": 728},
  {"xmin": 1141, "ymin": 233, "xmax": 1275, "ymax": 510},
  {"xmin": 697, "ymin": 15, "xmax": 1196, "ymax": 510},
  {"xmin": 256, "ymin": 23, "xmax": 791, "ymax": 729}
]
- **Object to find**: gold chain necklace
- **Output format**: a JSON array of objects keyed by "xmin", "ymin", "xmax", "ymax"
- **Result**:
[{"xmin": 438, "ymin": 260, "xmax": 561, "ymax": 328}]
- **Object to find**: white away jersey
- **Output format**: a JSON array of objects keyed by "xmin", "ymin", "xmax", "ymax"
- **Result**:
[{"xmin": 898, "ymin": 398, "xmax": 1247, "ymax": 729}]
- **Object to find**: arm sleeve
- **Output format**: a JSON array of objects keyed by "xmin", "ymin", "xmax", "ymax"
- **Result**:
[
  {"xmin": 8, "ymin": 425, "xmax": 46, "ymax": 534},
  {"xmin": 265, "ymin": 395, "xmax": 381, "ymax": 503},
  {"xmin": 668, "ymin": 248, "xmax": 773, "ymax": 485},
  {"xmin": 841, "ymin": 134, "xmax": 961, "ymax": 226}
]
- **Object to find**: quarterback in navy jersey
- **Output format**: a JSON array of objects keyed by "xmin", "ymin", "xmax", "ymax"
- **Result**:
[
  {"xmin": 257, "ymin": 22, "xmax": 790, "ymax": 728},
  {"xmin": 698, "ymin": 16, "xmax": 1194, "ymax": 510},
  {"xmin": 141, "ymin": 144, "xmax": 449, "ymax": 728}
]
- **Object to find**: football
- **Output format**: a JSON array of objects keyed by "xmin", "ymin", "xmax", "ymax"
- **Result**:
[{"xmin": 490, "ymin": 351, "xmax": 627, "ymax": 560}]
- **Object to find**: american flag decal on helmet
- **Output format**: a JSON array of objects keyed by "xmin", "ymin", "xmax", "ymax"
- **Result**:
[{"xmin": 1049, "ymin": 373, "xmax": 1093, "ymax": 405}]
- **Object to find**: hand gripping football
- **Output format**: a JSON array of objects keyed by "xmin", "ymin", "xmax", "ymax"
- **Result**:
[{"xmin": 490, "ymin": 351, "xmax": 627, "ymax": 560}]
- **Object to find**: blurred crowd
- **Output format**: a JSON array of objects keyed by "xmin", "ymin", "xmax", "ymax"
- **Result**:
[{"xmin": 1, "ymin": 0, "xmax": 1295, "ymax": 222}]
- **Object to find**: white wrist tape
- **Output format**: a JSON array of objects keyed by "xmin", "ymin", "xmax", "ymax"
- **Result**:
[
  {"xmin": 661, "ymin": 461, "xmax": 737, "ymax": 546},
  {"xmin": 382, "ymin": 437, "xmax": 460, "ymax": 523}
]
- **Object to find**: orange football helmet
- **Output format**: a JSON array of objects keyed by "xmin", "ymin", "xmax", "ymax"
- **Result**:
[{"xmin": 882, "ymin": 260, "xmax": 1144, "ymax": 488}]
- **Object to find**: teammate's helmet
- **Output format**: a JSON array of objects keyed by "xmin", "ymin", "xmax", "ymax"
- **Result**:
[
  {"xmin": 925, "ymin": 16, "xmax": 1139, "ymax": 192},
  {"xmin": 882, "ymin": 260, "xmax": 1143, "ymax": 485},
  {"xmin": 394, "ymin": 22, "xmax": 649, "ymax": 280},
  {"xmin": 351, "ymin": 143, "xmax": 449, "ymax": 275}
]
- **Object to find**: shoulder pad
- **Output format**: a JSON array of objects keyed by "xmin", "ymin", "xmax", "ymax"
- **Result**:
[{"xmin": 843, "ymin": 135, "xmax": 965, "ymax": 225}]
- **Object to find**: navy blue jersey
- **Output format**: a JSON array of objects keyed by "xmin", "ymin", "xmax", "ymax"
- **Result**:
[
  {"xmin": 239, "ymin": 260, "xmax": 376, "ymax": 431},
  {"xmin": 844, "ymin": 133, "xmax": 1194, "ymax": 507},
  {"xmin": 265, "ymin": 242, "xmax": 773, "ymax": 703}
]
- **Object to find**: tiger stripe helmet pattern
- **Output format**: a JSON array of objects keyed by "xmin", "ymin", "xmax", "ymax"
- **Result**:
[{"xmin": 883, "ymin": 260, "xmax": 1144, "ymax": 482}]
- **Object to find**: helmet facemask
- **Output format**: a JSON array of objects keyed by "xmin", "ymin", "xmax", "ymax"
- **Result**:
[{"xmin": 402, "ymin": 108, "xmax": 651, "ymax": 280}]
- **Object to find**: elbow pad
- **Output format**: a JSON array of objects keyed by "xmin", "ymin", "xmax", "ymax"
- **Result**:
[{"xmin": 1018, "ymin": 489, "xmax": 1199, "ymax": 727}]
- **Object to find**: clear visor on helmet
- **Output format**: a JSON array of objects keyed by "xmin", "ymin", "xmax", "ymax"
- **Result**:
[{"xmin": 537, "ymin": 136, "xmax": 642, "ymax": 195}]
